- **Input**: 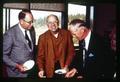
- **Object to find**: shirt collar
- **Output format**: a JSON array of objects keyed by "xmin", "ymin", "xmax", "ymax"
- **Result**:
[{"xmin": 84, "ymin": 30, "xmax": 91, "ymax": 50}]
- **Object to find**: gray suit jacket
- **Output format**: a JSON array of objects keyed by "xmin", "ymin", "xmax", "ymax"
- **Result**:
[{"xmin": 3, "ymin": 24, "xmax": 35, "ymax": 77}]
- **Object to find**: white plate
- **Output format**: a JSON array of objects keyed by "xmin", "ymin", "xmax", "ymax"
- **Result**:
[
  {"xmin": 23, "ymin": 60, "xmax": 35, "ymax": 71},
  {"xmin": 55, "ymin": 69, "xmax": 67, "ymax": 74}
]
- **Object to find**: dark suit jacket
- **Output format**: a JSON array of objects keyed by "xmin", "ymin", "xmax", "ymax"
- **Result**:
[
  {"xmin": 70, "ymin": 32, "xmax": 115, "ymax": 79},
  {"xmin": 3, "ymin": 24, "xmax": 36, "ymax": 77}
]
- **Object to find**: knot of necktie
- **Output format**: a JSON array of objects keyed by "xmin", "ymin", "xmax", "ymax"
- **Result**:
[
  {"xmin": 82, "ymin": 40, "xmax": 85, "ymax": 48},
  {"xmin": 80, "ymin": 39, "xmax": 85, "ymax": 49}
]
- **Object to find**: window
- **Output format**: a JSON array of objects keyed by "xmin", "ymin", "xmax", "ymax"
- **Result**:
[
  {"xmin": 68, "ymin": 3, "xmax": 86, "ymax": 22},
  {"xmin": 3, "ymin": 8, "xmax": 22, "ymax": 34}
]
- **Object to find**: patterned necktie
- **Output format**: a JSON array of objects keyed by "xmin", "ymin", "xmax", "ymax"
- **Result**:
[
  {"xmin": 82, "ymin": 40, "xmax": 86, "ymax": 67},
  {"xmin": 25, "ymin": 30, "xmax": 31, "ymax": 49},
  {"xmin": 79, "ymin": 39, "xmax": 86, "ymax": 67}
]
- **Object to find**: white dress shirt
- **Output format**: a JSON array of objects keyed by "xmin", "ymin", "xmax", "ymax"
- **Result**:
[
  {"xmin": 18, "ymin": 23, "xmax": 32, "ymax": 41},
  {"xmin": 83, "ymin": 31, "xmax": 91, "ymax": 67},
  {"xmin": 84, "ymin": 31, "xmax": 91, "ymax": 50}
]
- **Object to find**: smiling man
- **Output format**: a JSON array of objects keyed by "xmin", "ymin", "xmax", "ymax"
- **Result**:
[{"xmin": 36, "ymin": 14, "xmax": 75, "ymax": 78}]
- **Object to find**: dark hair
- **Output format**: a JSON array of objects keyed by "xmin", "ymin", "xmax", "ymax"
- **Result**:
[
  {"xmin": 18, "ymin": 9, "xmax": 32, "ymax": 20},
  {"xmin": 69, "ymin": 19, "xmax": 90, "ymax": 29}
]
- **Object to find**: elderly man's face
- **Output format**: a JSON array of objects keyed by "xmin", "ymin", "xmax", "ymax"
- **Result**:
[
  {"xmin": 47, "ymin": 16, "xmax": 59, "ymax": 32},
  {"xmin": 69, "ymin": 24, "xmax": 85, "ymax": 41},
  {"xmin": 20, "ymin": 13, "xmax": 34, "ymax": 30}
]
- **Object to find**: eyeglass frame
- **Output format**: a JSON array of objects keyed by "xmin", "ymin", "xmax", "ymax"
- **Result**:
[
  {"xmin": 47, "ymin": 21, "xmax": 58, "ymax": 25},
  {"xmin": 23, "ymin": 19, "xmax": 34, "ymax": 24}
]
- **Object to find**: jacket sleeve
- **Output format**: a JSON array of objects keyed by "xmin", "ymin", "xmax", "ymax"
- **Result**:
[
  {"xmin": 65, "ymin": 31, "xmax": 75, "ymax": 67},
  {"xmin": 36, "ymin": 35, "xmax": 45, "ymax": 71},
  {"xmin": 3, "ymin": 31, "xmax": 17, "ymax": 68}
]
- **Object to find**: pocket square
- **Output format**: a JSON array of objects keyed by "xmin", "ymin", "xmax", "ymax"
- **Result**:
[{"xmin": 88, "ymin": 53, "xmax": 94, "ymax": 57}]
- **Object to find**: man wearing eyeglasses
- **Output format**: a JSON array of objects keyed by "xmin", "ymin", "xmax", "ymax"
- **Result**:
[
  {"xmin": 36, "ymin": 14, "xmax": 75, "ymax": 78},
  {"xmin": 3, "ymin": 9, "xmax": 36, "ymax": 77}
]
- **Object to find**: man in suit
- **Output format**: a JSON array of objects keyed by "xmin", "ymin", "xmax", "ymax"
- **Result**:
[
  {"xmin": 65, "ymin": 19, "xmax": 115, "ymax": 79},
  {"xmin": 3, "ymin": 9, "xmax": 36, "ymax": 77}
]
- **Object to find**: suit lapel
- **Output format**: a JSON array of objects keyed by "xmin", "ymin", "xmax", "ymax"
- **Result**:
[
  {"xmin": 87, "ymin": 32, "xmax": 97, "ymax": 58},
  {"xmin": 16, "ymin": 24, "xmax": 33, "ymax": 51},
  {"xmin": 30, "ymin": 26, "xmax": 35, "ymax": 45},
  {"xmin": 87, "ymin": 32, "xmax": 94, "ymax": 51},
  {"xmin": 46, "ymin": 30, "xmax": 55, "ymax": 58}
]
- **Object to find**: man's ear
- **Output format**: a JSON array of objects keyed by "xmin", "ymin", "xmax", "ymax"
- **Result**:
[
  {"xmin": 20, "ymin": 20, "xmax": 24, "ymax": 24},
  {"xmin": 80, "ymin": 27, "xmax": 85, "ymax": 33}
]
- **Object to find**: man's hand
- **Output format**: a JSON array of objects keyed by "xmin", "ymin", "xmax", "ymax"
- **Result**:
[
  {"xmin": 16, "ymin": 64, "xmax": 27, "ymax": 72},
  {"xmin": 38, "ymin": 70, "xmax": 46, "ymax": 78},
  {"xmin": 63, "ymin": 66, "xmax": 69, "ymax": 72},
  {"xmin": 65, "ymin": 68, "xmax": 77, "ymax": 78}
]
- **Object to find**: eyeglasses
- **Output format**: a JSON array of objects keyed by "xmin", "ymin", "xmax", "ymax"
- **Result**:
[
  {"xmin": 23, "ymin": 19, "xmax": 34, "ymax": 24},
  {"xmin": 47, "ymin": 21, "xmax": 58, "ymax": 25}
]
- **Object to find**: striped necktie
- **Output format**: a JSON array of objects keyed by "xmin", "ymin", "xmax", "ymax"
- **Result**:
[
  {"xmin": 79, "ymin": 40, "xmax": 86, "ymax": 67},
  {"xmin": 25, "ymin": 30, "xmax": 31, "ymax": 49}
]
